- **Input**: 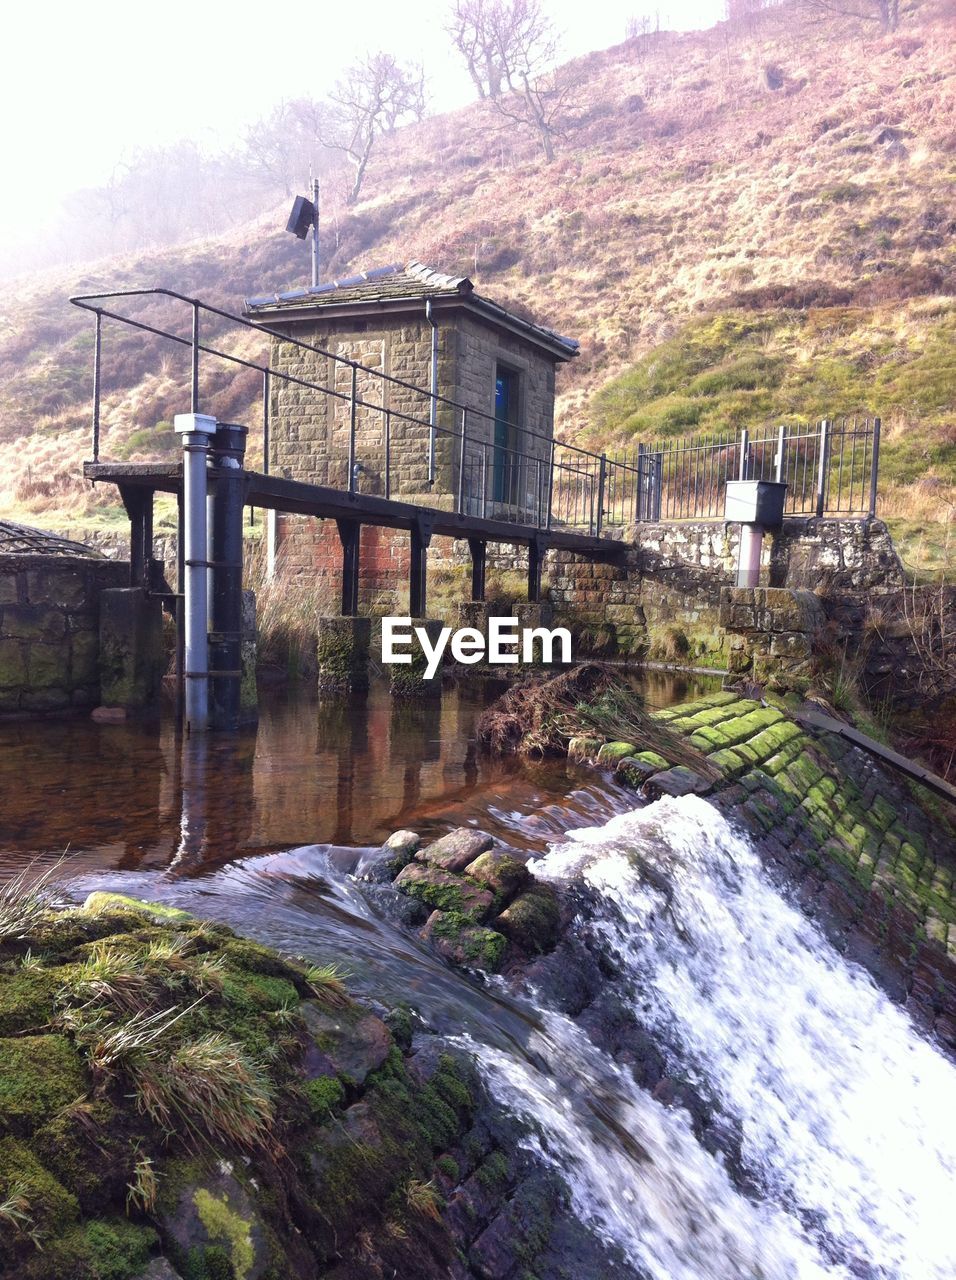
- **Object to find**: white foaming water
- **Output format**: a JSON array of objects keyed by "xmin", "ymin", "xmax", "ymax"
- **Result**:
[
  {"xmin": 457, "ymin": 1016, "xmax": 840, "ymax": 1280},
  {"xmin": 521, "ymin": 795, "xmax": 956, "ymax": 1279}
]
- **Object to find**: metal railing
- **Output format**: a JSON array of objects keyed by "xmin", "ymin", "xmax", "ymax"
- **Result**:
[
  {"xmin": 70, "ymin": 289, "xmax": 880, "ymax": 534},
  {"xmin": 612, "ymin": 418, "xmax": 881, "ymax": 522},
  {"xmin": 71, "ymin": 287, "xmax": 642, "ymax": 539}
]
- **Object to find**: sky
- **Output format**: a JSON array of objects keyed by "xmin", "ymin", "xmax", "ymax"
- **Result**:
[{"xmin": 1, "ymin": 0, "xmax": 724, "ymax": 249}]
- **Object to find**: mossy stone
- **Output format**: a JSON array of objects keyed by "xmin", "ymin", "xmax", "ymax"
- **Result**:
[
  {"xmin": 0, "ymin": 964, "xmax": 63, "ymax": 1035},
  {"xmin": 0, "ymin": 1135, "xmax": 79, "ymax": 1243},
  {"xmin": 0, "ymin": 1035, "xmax": 87, "ymax": 1135},
  {"xmin": 596, "ymin": 741, "xmax": 637, "ymax": 765},
  {"xmin": 422, "ymin": 911, "xmax": 508, "ymax": 972},
  {"xmin": 494, "ymin": 888, "xmax": 560, "ymax": 955},
  {"xmin": 81, "ymin": 893, "xmax": 194, "ymax": 924},
  {"xmin": 394, "ymin": 863, "xmax": 495, "ymax": 920},
  {"xmin": 464, "ymin": 850, "xmax": 531, "ymax": 899}
]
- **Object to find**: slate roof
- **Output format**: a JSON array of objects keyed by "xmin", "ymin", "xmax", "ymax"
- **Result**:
[{"xmin": 245, "ymin": 261, "xmax": 578, "ymax": 361}]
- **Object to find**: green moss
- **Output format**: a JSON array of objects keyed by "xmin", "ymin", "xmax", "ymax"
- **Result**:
[
  {"xmin": 0, "ymin": 1035, "xmax": 87, "ymax": 1135},
  {"xmin": 0, "ymin": 964, "xmax": 62, "ymax": 1035},
  {"xmin": 495, "ymin": 889, "xmax": 560, "ymax": 954},
  {"xmin": 304, "ymin": 1075, "xmax": 346, "ymax": 1119},
  {"xmin": 596, "ymin": 741, "xmax": 637, "ymax": 765},
  {"xmin": 429, "ymin": 911, "xmax": 507, "ymax": 971},
  {"xmin": 436, "ymin": 1155, "xmax": 460, "ymax": 1182},
  {"xmin": 81, "ymin": 892, "xmax": 195, "ymax": 924},
  {"xmin": 476, "ymin": 1150, "xmax": 510, "ymax": 1189},
  {"xmin": 221, "ymin": 939, "xmax": 297, "ymax": 979},
  {"xmin": 193, "ymin": 1187, "xmax": 255, "ymax": 1280},
  {"xmin": 633, "ymin": 750, "xmax": 670, "ymax": 769},
  {"xmin": 0, "ymin": 1135, "xmax": 79, "ymax": 1243},
  {"xmin": 20, "ymin": 1218, "xmax": 157, "ymax": 1280},
  {"xmin": 221, "ymin": 969, "xmax": 299, "ymax": 1012}
]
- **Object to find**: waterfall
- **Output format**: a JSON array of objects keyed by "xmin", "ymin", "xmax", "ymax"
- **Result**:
[{"xmin": 476, "ymin": 794, "xmax": 956, "ymax": 1280}]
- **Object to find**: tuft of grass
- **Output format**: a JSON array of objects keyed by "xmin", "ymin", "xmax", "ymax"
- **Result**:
[
  {"xmin": 0, "ymin": 860, "xmax": 64, "ymax": 941},
  {"xmin": 66, "ymin": 1001, "xmax": 200, "ymax": 1072},
  {"xmin": 132, "ymin": 1031, "xmax": 275, "ymax": 1152},
  {"xmin": 126, "ymin": 1153, "xmax": 160, "ymax": 1216},
  {"xmin": 404, "ymin": 1178, "xmax": 442, "ymax": 1222},
  {"xmin": 302, "ymin": 962, "xmax": 351, "ymax": 1009},
  {"xmin": 0, "ymin": 1179, "xmax": 36, "ymax": 1242}
]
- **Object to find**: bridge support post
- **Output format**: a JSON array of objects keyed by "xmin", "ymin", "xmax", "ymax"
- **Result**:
[
  {"xmin": 468, "ymin": 538, "xmax": 486, "ymax": 602},
  {"xmin": 337, "ymin": 520, "xmax": 361, "ymax": 617},
  {"xmin": 317, "ymin": 615, "xmax": 371, "ymax": 693},
  {"xmin": 409, "ymin": 515, "xmax": 433, "ymax": 618},
  {"xmin": 527, "ymin": 536, "xmax": 547, "ymax": 604}
]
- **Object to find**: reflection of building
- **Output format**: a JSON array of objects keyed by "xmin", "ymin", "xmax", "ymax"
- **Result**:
[{"xmin": 245, "ymin": 263, "xmax": 577, "ymax": 578}]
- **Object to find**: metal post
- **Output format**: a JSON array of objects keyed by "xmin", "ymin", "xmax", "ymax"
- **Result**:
[
  {"xmin": 191, "ymin": 304, "xmax": 200, "ymax": 412},
  {"xmin": 262, "ymin": 371, "xmax": 270, "ymax": 476},
  {"xmin": 868, "ymin": 417, "xmax": 881, "ymax": 518},
  {"xmin": 457, "ymin": 409, "xmax": 467, "ymax": 514},
  {"xmin": 348, "ymin": 364, "xmax": 357, "ymax": 494},
  {"xmin": 91, "ymin": 311, "xmax": 102, "ymax": 462},
  {"xmin": 528, "ymin": 538, "xmax": 543, "ymax": 603},
  {"xmin": 636, "ymin": 443, "xmax": 646, "ymax": 520},
  {"xmin": 310, "ymin": 176, "xmax": 320, "ymax": 288},
  {"xmin": 775, "ymin": 424, "xmax": 786, "ymax": 483},
  {"xmin": 209, "ymin": 424, "xmax": 246, "ymax": 731},
  {"xmin": 546, "ymin": 440, "xmax": 555, "ymax": 530},
  {"xmin": 468, "ymin": 538, "xmax": 486, "ymax": 601},
  {"xmin": 410, "ymin": 520, "xmax": 429, "ymax": 618},
  {"xmin": 738, "ymin": 428, "xmax": 750, "ymax": 481},
  {"xmin": 815, "ymin": 418, "xmax": 831, "ymax": 518},
  {"xmin": 384, "ymin": 410, "xmax": 392, "ymax": 500},
  {"xmin": 596, "ymin": 454, "xmax": 607, "ymax": 537},
  {"xmin": 480, "ymin": 443, "xmax": 488, "ymax": 519},
  {"xmin": 337, "ymin": 520, "xmax": 360, "ymax": 617},
  {"xmin": 174, "ymin": 412, "xmax": 216, "ymax": 733}
]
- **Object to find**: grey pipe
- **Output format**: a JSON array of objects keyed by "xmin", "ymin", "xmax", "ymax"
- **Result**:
[
  {"xmin": 174, "ymin": 412, "xmax": 215, "ymax": 733},
  {"xmin": 426, "ymin": 299, "xmax": 438, "ymax": 486}
]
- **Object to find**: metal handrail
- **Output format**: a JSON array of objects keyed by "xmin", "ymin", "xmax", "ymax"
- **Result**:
[{"xmin": 71, "ymin": 286, "xmax": 647, "ymax": 538}]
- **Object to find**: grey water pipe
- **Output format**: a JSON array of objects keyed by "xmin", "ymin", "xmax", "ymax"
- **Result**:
[
  {"xmin": 426, "ymin": 299, "xmax": 438, "ymax": 485},
  {"xmin": 174, "ymin": 411, "xmax": 215, "ymax": 733}
]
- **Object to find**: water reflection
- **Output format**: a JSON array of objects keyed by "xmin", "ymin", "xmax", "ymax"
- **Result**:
[{"xmin": 0, "ymin": 670, "xmax": 720, "ymax": 878}]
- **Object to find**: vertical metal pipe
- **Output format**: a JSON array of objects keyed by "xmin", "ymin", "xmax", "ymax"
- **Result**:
[
  {"xmin": 480, "ymin": 442, "xmax": 488, "ymax": 519},
  {"xmin": 262, "ymin": 370, "xmax": 271, "ymax": 476},
  {"xmin": 348, "ymin": 364, "xmax": 357, "ymax": 494},
  {"xmin": 91, "ymin": 311, "xmax": 102, "ymax": 462},
  {"xmin": 457, "ymin": 409, "xmax": 467, "ymax": 514},
  {"xmin": 384, "ymin": 409, "xmax": 392, "ymax": 499},
  {"xmin": 737, "ymin": 525, "xmax": 763, "ymax": 588},
  {"xmin": 425, "ymin": 300, "xmax": 438, "ymax": 486},
  {"xmin": 209, "ymin": 424, "xmax": 246, "ymax": 731},
  {"xmin": 868, "ymin": 417, "xmax": 881, "ymax": 518},
  {"xmin": 310, "ymin": 176, "xmax": 321, "ymax": 288},
  {"xmin": 550, "ymin": 440, "xmax": 557, "ymax": 529},
  {"xmin": 174, "ymin": 412, "xmax": 215, "ymax": 733},
  {"xmin": 815, "ymin": 419, "xmax": 830, "ymax": 518},
  {"xmin": 191, "ymin": 304, "xmax": 200, "ymax": 412}
]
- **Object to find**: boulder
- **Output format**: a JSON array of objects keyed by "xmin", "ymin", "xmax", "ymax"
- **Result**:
[
  {"xmin": 394, "ymin": 863, "xmax": 495, "ymax": 920},
  {"xmin": 299, "ymin": 1002, "xmax": 391, "ymax": 1088},
  {"xmin": 494, "ymin": 888, "xmax": 560, "ymax": 954},
  {"xmin": 417, "ymin": 827, "xmax": 494, "ymax": 873},
  {"xmin": 420, "ymin": 911, "xmax": 507, "ymax": 973},
  {"xmin": 464, "ymin": 850, "xmax": 531, "ymax": 899},
  {"xmin": 155, "ymin": 1161, "xmax": 273, "ymax": 1280}
]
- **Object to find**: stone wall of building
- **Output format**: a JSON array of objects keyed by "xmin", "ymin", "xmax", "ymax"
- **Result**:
[{"xmin": 0, "ymin": 554, "xmax": 129, "ymax": 715}]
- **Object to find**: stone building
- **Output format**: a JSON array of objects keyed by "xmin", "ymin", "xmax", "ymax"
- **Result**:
[{"xmin": 245, "ymin": 262, "xmax": 577, "ymax": 582}]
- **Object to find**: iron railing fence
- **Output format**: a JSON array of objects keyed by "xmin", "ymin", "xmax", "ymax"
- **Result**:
[
  {"xmin": 71, "ymin": 287, "xmax": 639, "ymax": 539},
  {"xmin": 613, "ymin": 418, "xmax": 881, "ymax": 523},
  {"xmin": 70, "ymin": 290, "xmax": 880, "ymax": 535}
]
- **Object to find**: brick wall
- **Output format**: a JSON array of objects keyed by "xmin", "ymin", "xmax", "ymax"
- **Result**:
[{"xmin": 0, "ymin": 554, "xmax": 129, "ymax": 715}]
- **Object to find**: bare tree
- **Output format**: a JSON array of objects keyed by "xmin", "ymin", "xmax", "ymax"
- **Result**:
[
  {"xmin": 447, "ymin": 0, "xmax": 556, "ymax": 100},
  {"xmin": 492, "ymin": 62, "xmax": 582, "ymax": 163},
  {"xmin": 800, "ymin": 0, "xmax": 900, "ymax": 33},
  {"xmin": 321, "ymin": 54, "xmax": 427, "ymax": 205}
]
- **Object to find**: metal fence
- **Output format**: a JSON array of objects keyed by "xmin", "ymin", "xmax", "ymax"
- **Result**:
[
  {"xmin": 610, "ymin": 418, "xmax": 881, "ymax": 523},
  {"xmin": 70, "ymin": 289, "xmax": 880, "ymax": 537}
]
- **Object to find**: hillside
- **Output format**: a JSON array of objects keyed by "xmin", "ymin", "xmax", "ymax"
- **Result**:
[{"xmin": 0, "ymin": 0, "xmax": 953, "ymax": 559}]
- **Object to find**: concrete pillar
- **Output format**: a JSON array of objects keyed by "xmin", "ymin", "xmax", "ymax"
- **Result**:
[
  {"xmin": 390, "ymin": 618, "xmax": 444, "ymax": 698},
  {"xmin": 99, "ymin": 588, "xmax": 164, "ymax": 710},
  {"xmin": 317, "ymin": 616, "xmax": 371, "ymax": 693}
]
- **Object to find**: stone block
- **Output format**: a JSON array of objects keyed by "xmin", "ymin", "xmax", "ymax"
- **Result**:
[
  {"xmin": 25, "ymin": 568, "xmax": 88, "ymax": 608},
  {"xmin": 0, "ymin": 574, "xmax": 20, "ymax": 604},
  {"xmin": 69, "ymin": 628, "xmax": 99, "ymax": 688},
  {"xmin": 317, "ymin": 615, "xmax": 371, "ymax": 693},
  {"xmin": 27, "ymin": 642, "xmax": 70, "ymax": 691},
  {"xmin": 99, "ymin": 588, "xmax": 164, "ymax": 710},
  {"xmin": 770, "ymin": 632, "xmax": 812, "ymax": 658},
  {"xmin": 1, "ymin": 604, "xmax": 66, "ymax": 642},
  {"xmin": 418, "ymin": 827, "xmax": 494, "ymax": 872},
  {"xmin": 0, "ymin": 638, "xmax": 28, "ymax": 688}
]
